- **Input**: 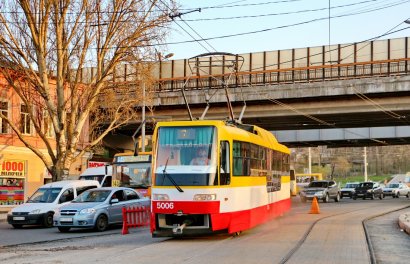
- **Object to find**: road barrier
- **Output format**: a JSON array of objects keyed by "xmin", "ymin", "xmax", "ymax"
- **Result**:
[
  {"xmin": 122, "ymin": 206, "xmax": 150, "ymax": 235},
  {"xmin": 309, "ymin": 197, "xmax": 320, "ymax": 214}
]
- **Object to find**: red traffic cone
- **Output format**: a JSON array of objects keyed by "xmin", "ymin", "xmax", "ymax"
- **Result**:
[{"xmin": 309, "ymin": 197, "xmax": 320, "ymax": 214}]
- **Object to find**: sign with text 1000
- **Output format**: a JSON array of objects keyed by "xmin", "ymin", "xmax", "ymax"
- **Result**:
[{"xmin": 1, "ymin": 160, "xmax": 26, "ymax": 177}]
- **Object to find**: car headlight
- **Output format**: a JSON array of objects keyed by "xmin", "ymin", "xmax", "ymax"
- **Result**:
[
  {"xmin": 29, "ymin": 209, "xmax": 41, "ymax": 215},
  {"xmin": 79, "ymin": 208, "xmax": 96, "ymax": 215},
  {"xmin": 315, "ymin": 191, "xmax": 324, "ymax": 195},
  {"xmin": 367, "ymin": 189, "xmax": 373, "ymax": 193},
  {"xmin": 193, "ymin": 194, "xmax": 217, "ymax": 201},
  {"xmin": 152, "ymin": 194, "xmax": 169, "ymax": 201}
]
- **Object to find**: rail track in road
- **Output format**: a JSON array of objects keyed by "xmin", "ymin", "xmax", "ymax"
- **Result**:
[
  {"xmin": 279, "ymin": 200, "xmax": 410, "ymax": 264},
  {"xmin": 1, "ymin": 199, "xmax": 409, "ymax": 264}
]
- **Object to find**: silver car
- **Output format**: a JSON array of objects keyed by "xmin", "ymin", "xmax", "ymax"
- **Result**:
[{"xmin": 53, "ymin": 187, "xmax": 149, "ymax": 232}]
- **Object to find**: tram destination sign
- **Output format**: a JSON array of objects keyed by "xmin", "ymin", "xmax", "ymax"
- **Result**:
[{"xmin": 114, "ymin": 155, "xmax": 151, "ymax": 163}]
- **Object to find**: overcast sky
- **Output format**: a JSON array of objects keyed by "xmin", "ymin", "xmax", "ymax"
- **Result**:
[{"xmin": 163, "ymin": 0, "xmax": 410, "ymax": 59}]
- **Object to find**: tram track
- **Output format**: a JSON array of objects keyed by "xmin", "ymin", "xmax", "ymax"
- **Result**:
[{"xmin": 279, "ymin": 204, "xmax": 410, "ymax": 264}]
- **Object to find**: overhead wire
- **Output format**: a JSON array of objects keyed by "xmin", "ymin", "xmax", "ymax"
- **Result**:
[{"xmin": 183, "ymin": 0, "xmax": 380, "ymax": 22}]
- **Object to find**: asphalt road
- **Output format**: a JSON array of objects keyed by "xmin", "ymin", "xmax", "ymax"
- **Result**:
[{"xmin": 0, "ymin": 197, "xmax": 409, "ymax": 264}]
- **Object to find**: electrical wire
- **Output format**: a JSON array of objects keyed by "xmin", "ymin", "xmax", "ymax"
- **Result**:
[{"xmin": 183, "ymin": 0, "xmax": 380, "ymax": 22}]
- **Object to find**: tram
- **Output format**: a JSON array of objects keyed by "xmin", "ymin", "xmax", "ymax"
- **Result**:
[
  {"xmin": 150, "ymin": 120, "xmax": 291, "ymax": 237},
  {"xmin": 112, "ymin": 151, "xmax": 152, "ymax": 197}
]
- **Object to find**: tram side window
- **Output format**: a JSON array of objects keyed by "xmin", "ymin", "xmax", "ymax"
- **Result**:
[
  {"xmin": 233, "ymin": 141, "xmax": 268, "ymax": 176},
  {"xmin": 233, "ymin": 141, "xmax": 250, "ymax": 176},
  {"xmin": 220, "ymin": 141, "xmax": 230, "ymax": 185}
]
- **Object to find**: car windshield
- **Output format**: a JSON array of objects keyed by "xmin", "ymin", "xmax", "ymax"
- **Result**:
[
  {"xmin": 308, "ymin": 182, "xmax": 328, "ymax": 188},
  {"xmin": 359, "ymin": 183, "xmax": 373, "ymax": 188},
  {"xmin": 27, "ymin": 187, "xmax": 62, "ymax": 203},
  {"xmin": 345, "ymin": 183, "xmax": 358, "ymax": 188},
  {"xmin": 387, "ymin": 183, "xmax": 399, "ymax": 188},
  {"xmin": 73, "ymin": 190, "xmax": 111, "ymax": 203}
]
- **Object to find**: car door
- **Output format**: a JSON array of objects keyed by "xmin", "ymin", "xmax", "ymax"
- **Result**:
[
  {"xmin": 328, "ymin": 181, "xmax": 337, "ymax": 197},
  {"xmin": 107, "ymin": 190, "xmax": 125, "ymax": 224}
]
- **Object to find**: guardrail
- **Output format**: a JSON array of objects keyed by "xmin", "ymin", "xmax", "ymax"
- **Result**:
[{"xmin": 156, "ymin": 58, "xmax": 410, "ymax": 92}]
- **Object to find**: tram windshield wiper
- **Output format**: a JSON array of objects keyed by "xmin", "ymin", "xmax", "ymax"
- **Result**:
[{"xmin": 162, "ymin": 158, "xmax": 184, "ymax": 193}]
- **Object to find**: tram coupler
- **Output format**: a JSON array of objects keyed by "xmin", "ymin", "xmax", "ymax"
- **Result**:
[
  {"xmin": 173, "ymin": 223, "xmax": 187, "ymax": 234},
  {"xmin": 172, "ymin": 219, "xmax": 193, "ymax": 235}
]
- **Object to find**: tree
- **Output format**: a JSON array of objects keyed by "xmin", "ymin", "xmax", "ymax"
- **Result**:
[{"xmin": 0, "ymin": 0, "xmax": 174, "ymax": 181}]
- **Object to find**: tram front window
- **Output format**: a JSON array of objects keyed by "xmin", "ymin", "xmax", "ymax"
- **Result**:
[
  {"xmin": 155, "ymin": 126, "xmax": 217, "ymax": 186},
  {"xmin": 115, "ymin": 163, "xmax": 151, "ymax": 188}
]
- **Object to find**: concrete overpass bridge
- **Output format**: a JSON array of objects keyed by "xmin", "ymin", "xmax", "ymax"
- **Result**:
[{"xmin": 109, "ymin": 37, "xmax": 410, "ymax": 148}]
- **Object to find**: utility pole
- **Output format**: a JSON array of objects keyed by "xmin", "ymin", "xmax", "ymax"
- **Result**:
[
  {"xmin": 364, "ymin": 147, "xmax": 368, "ymax": 182},
  {"xmin": 141, "ymin": 82, "xmax": 145, "ymax": 152},
  {"xmin": 308, "ymin": 147, "xmax": 312, "ymax": 174}
]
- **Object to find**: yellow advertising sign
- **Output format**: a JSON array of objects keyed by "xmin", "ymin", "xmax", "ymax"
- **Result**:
[{"xmin": 0, "ymin": 160, "xmax": 26, "ymax": 178}]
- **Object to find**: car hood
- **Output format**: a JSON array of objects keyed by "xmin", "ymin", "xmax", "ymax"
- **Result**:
[
  {"xmin": 59, "ymin": 202, "xmax": 106, "ymax": 211},
  {"xmin": 11, "ymin": 202, "xmax": 59, "ymax": 214},
  {"xmin": 383, "ymin": 187, "xmax": 397, "ymax": 191},
  {"xmin": 303, "ymin": 187, "xmax": 326, "ymax": 192}
]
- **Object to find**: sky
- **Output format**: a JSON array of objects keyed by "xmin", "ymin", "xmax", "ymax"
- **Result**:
[{"xmin": 163, "ymin": 0, "xmax": 410, "ymax": 60}]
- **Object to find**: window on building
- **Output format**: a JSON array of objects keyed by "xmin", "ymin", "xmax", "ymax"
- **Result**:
[
  {"xmin": 20, "ymin": 104, "xmax": 31, "ymax": 135},
  {"xmin": 0, "ymin": 101, "xmax": 8, "ymax": 134}
]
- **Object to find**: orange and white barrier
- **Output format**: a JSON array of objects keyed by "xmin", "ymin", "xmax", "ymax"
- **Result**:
[{"xmin": 122, "ymin": 206, "xmax": 150, "ymax": 235}]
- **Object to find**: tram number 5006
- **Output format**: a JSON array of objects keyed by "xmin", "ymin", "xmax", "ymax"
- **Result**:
[{"xmin": 157, "ymin": 202, "xmax": 174, "ymax": 210}]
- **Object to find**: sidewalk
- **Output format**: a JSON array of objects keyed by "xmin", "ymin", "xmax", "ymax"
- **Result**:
[
  {"xmin": 0, "ymin": 207, "xmax": 13, "ymax": 222},
  {"xmin": 398, "ymin": 212, "xmax": 410, "ymax": 234}
]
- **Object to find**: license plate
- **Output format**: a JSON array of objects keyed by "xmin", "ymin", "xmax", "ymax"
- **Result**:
[
  {"xmin": 60, "ymin": 217, "xmax": 73, "ymax": 222},
  {"xmin": 13, "ymin": 217, "xmax": 25, "ymax": 221}
]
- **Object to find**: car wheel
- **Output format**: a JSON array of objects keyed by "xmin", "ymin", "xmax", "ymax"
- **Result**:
[
  {"xmin": 353, "ymin": 196, "xmax": 357, "ymax": 200},
  {"xmin": 371, "ymin": 193, "xmax": 375, "ymax": 200},
  {"xmin": 94, "ymin": 214, "xmax": 108, "ymax": 232},
  {"xmin": 406, "ymin": 193, "xmax": 409, "ymax": 198},
  {"xmin": 323, "ymin": 194, "xmax": 329, "ymax": 203},
  {"xmin": 379, "ymin": 193, "xmax": 384, "ymax": 200},
  {"xmin": 334, "ymin": 193, "xmax": 340, "ymax": 202},
  {"xmin": 43, "ymin": 212, "xmax": 54, "ymax": 228},
  {"xmin": 12, "ymin": 224, "xmax": 23, "ymax": 229},
  {"xmin": 58, "ymin": 226, "xmax": 71, "ymax": 232}
]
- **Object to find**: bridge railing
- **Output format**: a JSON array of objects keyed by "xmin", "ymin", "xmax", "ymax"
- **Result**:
[{"xmin": 156, "ymin": 58, "xmax": 410, "ymax": 92}]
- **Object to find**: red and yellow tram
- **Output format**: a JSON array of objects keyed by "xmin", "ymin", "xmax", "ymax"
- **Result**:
[{"xmin": 150, "ymin": 120, "xmax": 291, "ymax": 237}]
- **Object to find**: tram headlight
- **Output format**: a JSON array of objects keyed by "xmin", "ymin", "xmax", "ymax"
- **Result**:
[
  {"xmin": 152, "ymin": 194, "xmax": 170, "ymax": 201},
  {"xmin": 193, "ymin": 194, "xmax": 217, "ymax": 201}
]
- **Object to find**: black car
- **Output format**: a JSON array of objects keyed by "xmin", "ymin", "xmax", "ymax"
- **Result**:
[{"xmin": 353, "ymin": 182, "xmax": 384, "ymax": 200}]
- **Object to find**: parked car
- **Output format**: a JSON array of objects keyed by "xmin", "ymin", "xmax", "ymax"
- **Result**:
[
  {"xmin": 353, "ymin": 182, "xmax": 383, "ymax": 200},
  {"xmin": 340, "ymin": 182, "xmax": 360, "ymax": 198},
  {"xmin": 53, "ymin": 187, "xmax": 149, "ymax": 232},
  {"xmin": 7, "ymin": 180, "xmax": 100, "ymax": 228},
  {"xmin": 382, "ymin": 182, "xmax": 410, "ymax": 198},
  {"xmin": 299, "ymin": 180, "xmax": 341, "ymax": 203}
]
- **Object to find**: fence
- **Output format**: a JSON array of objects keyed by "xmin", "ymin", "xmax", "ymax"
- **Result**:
[{"xmin": 121, "ymin": 206, "xmax": 150, "ymax": 235}]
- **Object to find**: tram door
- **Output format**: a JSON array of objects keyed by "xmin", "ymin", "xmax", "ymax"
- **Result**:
[{"xmin": 220, "ymin": 141, "xmax": 230, "ymax": 185}]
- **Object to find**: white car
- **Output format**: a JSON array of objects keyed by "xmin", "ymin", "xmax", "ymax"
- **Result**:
[
  {"xmin": 7, "ymin": 180, "xmax": 100, "ymax": 228},
  {"xmin": 382, "ymin": 183, "xmax": 410, "ymax": 198},
  {"xmin": 340, "ymin": 182, "xmax": 360, "ymax": 198}
]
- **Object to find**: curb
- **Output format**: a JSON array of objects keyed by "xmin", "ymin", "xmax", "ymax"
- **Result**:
[{"xmin": 398, "ymin": 213, "xmax": 410, "ymax": 235}]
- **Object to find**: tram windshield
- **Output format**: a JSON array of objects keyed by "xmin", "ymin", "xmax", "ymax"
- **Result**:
[{"xmin": 155, "ymin": 126, "xmax": 217, "ymax": 186}]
